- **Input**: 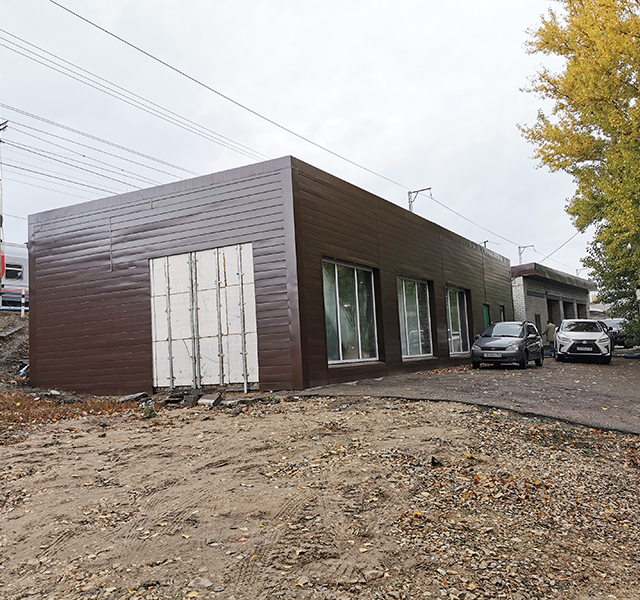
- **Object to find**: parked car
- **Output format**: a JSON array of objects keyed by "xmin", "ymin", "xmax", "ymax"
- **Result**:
[
  {"xmin": 555, "ymin": 319, "xmax": 612, "ymax": 363},
  {"xmin": 601, "ymin": 318, "xmax": 626, "ymax": 348},
  {"xmin": 471, "ymin": 321, "xmax": 544, "ymax": 369}
]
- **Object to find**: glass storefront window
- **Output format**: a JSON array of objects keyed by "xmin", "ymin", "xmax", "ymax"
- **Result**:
[
  {"xmin": 397, "ymin": 277, "xmax": 433, "ymax": 357},
  {"xmin": 322, "ymin": 260, "xmax": 378, "ymax": 363}
]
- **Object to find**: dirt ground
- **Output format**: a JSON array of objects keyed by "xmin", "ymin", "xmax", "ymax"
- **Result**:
[{"xmin": 0, "ymin": 314, "xmax": 639, "ymax": 600}]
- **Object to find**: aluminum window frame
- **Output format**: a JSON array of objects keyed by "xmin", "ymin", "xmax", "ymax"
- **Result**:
[
  {"xmin": 322, "ymin": 259, "xmax": 379, "ymax": 364},
  {"xmin": 397, "ymin": 275, "xmax": 434, "ymax": 359},
  {"xmin": 446, "ymin": 287, "xmax": 471, "ymax": 355}
]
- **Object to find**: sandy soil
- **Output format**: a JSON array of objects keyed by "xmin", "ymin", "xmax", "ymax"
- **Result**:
[
  {"xmin": 2, "ymin": 394, "xmax": 639, "ymax": 600},
  {"xmin": 0, "ymin": 314, "xmax": 639, "ymax": 600}
]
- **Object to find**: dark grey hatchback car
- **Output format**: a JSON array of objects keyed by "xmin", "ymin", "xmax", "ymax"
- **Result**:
[{"xmin": 471, "ymin": 321, "xmax": 544, "ymax": 369}]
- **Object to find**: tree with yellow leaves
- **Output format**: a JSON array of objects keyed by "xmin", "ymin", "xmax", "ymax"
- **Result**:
[{"xmin": 521, "ymin": 0, "xmax": 640, "ymax": 323}]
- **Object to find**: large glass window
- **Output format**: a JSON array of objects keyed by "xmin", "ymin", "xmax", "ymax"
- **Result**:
[
  {"xmin": 322, "ymin": 260, "xmax": 378, "ymax": 363},
  {"xmin": 397, "ymin": 277, "xmax": 432, "ymax": 357},
  {"xmin": 446, "ymin": 288, "xmax": 470, "ymax": 354}
]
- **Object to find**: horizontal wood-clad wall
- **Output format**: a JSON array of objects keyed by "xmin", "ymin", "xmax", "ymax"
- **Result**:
[
  {"xmin": 289, "ymin": 158, "xmax": 513, "ymax": 388},
  {"xmin": 29, "ymin": 157, "xmax": 301, "ymax": 395}
]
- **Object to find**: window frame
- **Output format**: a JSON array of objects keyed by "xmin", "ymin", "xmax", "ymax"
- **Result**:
[
  {"xmin": 5, "ymin": 263, "xmax": 24, "ymax": 281},
  {"xmin": 446, "ymin": 287, "xmax": 471, "ymax": 355},
  {"xmin": 322, "ymin": 259, "xmax": 379, "ymax": 364},
  {"xmin": 397, "ymin": 275, "xmax": 433, "ymax": 359}
]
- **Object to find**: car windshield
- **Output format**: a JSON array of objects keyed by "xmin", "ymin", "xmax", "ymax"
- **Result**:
[
  {"xmin": 603, "ymin": 319, "xmax": 622, "ymax": 328},
  {"xmin": 561, "ymin": 321, "xmax": 602, "ymax": 333},
  {"xmin": 483, "ymin": 323, "xmax": 523, "ymax": 338}
]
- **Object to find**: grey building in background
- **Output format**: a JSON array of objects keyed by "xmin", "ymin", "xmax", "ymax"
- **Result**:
[{"xmin": 511, "ymin": 263, "xmax": 595, "ymax": 332}]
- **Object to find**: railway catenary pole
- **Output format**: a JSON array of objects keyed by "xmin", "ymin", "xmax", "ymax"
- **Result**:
[{"xmin": 0, "ymin": 119, "xmax": 7, "ymax": 244}]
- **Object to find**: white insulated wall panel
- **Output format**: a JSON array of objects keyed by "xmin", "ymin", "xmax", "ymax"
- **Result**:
[{"xmin": 150, "ymin": 243, "xmax": 258, "ymax": 389}]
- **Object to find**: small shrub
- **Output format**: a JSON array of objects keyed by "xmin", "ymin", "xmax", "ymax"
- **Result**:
[{"xmin": 140, "ymin": 399, "xmax": 158, "ymax": 419}]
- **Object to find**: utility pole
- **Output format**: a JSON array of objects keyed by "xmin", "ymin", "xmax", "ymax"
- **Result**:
[
  {"xmin": 407, "ymin": 187, "xmax": 431, "ymax": 213},
  {"xmin": 0, "ymin": 119, "xmax": 6, "ymax": 244},
  {"xmin": 518, "ymin": 245, "xmax": 534, "ymax": 264}
]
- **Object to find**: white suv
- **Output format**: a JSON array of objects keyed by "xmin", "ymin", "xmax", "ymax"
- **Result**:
[{"xmin": 555, "ymin": 319, "xmax": 612, "ymax": 364}]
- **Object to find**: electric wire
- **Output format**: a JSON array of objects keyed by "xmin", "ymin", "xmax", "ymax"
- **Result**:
[
  {"xmin": 537, "ymin": 230, "xmax": 583, "ymax": 265},
  {"xmin": 3, "ymin": 140, "xmax": 158, "ymax": 186},
  {"xmin": 5, "ymin": 155, "xmax": 122, "ymax": 188},
  {"xmin": 47, "ymin": 1, "xmax": 581, "ymax": 268},
  {"xmin": 531, "ymin": 248, "xmax": 580, "ymax": 272},
  {"xmin": 0, "ymin": 31, "xmax": 268, "ymax": 162},
  {"xmin": 4, "ymin": 9, "xmax": 588, "ymax": 271},
  {"xmin": 1, "ymin": 175, "xmax": 91, "ymax": 201},
  {"xmin": 0, "ymin": 104, "xmax": 198, "ymax": 176},
  {"xmin": 417, "ymin": 189, "xmax": 519, "ymax": 246},
  {"xmin": 10, "ymin": 121, "xmax": 189, "ymax": 179},
  {"xmin": 4, "ymin": 150, "xmax": 142, "ymax": 190},
  {"xmin": 4, "ymin": 137, "xmax": 161, "ymax": 185},
  {"xmin": 3, "ymin": 163, "xmax": 121, "ymax": 194},
  {"xmin": 48, "ymin": 0, "xmax": 408, "ymax": 190}
]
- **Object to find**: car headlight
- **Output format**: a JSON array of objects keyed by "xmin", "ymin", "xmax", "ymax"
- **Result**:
[
  {"xmin": 472, "ymin": 344, "xmax": 481, "ymax": 351},
  {"xmin": 597, "ymin": 334, "xmax": 610, "ymax": 343},
  {"xmin": 506, "ymin": 342, "xmax": 520, "ymax": 351},
  {"xmin": 557, "ymin": 334, "xmax": 571, "ymax": 342}
]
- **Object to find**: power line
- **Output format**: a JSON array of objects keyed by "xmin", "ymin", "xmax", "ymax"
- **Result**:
[
  {"xmin": 5, "ymin": 156, "xmax": 125, "ymax": 191},
  {"xmin": 0, "ymin": 30, "xmax": 269, "ymax": 162},
  {"xmin": 536, "ymin": 230, "xmax": 583, "ymax": 265},
  {"xmin": 3, "ymin": 142, "xmax": 147, "ymax": 189},
  {"xmin": 49, "ymin": 0, "xmax": 408, "ymax": 190},
  {"xmin": 3, "ymin": 163, "xmax": 120, "ymax": 193},
  {"xmin": 2, "ymin": 175, "xmax": 92, "ymax": 200},
  {"xmin": 0, "ymin": 104, "xmax": 198, "ymax": 176},
  {"xmin": 10, "ymin": 121, "xmax": 188, "ymax": 179},
  {"xmin": 416, "ymin": 188, "xmax": 519, "ymax": 247},
  {"xmin": 531, "ymin": 247, "xmax": 577, "ymax": 271},
  {"xmin": 48, "ymin": 0, "xmax": 578, "ymax": 264},
  {"xmin": 8, "ymin": 5, "xmax": 589, "ymax": 272},
  {"xmin": 3, "ymin": 140, "xmax": 155, "ymax": 186}
]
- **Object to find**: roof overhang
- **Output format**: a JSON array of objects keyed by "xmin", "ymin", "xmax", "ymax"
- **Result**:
[{"xmin": 511, "ymin": 262, "xmax": 596, "ymax": 292}]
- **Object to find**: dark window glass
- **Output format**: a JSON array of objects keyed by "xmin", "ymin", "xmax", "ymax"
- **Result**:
[{"xmin": 5, "ymin": 264, "xmax": 23, "ymax": 281}]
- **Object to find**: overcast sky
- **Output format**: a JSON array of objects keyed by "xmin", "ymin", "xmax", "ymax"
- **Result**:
[{"xmin": 0, "ymin": 0, "xmax": 592, "ymax": 276}]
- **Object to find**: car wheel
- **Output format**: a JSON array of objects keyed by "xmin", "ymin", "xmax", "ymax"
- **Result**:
[
  {"xmin": 472, "ymin": 361, "xmax": 480, "ymax": 369},
  {"xmin": 519, "ymin": 351, "xmax": 528, "ymax": 369},
  {"xmin": 600, "ymin": 355, "xmax": 612, "ymax": 365},
  {"xmin": 535, "ymin": 353, "xmax": 544, "ymax": 367}
]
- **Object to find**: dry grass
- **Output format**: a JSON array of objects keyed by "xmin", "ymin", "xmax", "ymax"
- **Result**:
[{"xmin": 0, "ymin": 390, "xmax": 138, "ymax": 445}]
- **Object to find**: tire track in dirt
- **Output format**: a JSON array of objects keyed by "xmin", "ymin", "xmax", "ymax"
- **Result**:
[{"xmin": 226, "ymin": 491, "xmax": 319, "ymax": 598}]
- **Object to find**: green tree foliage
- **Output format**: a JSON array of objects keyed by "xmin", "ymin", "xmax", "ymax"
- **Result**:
[{"xmin": 521, "ymin": 0, "xmax": 640, "ymax": 317}]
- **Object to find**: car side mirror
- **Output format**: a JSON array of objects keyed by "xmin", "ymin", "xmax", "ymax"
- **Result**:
[
  {"xmin": 474, "ymin": 333, "xmax": 481, "ymax": 340},
  {"xmin": 528, "ymin": 333, "xmax": 537, "ymax": 339},
  {"xmin": 608, "ymin": 326, "xmax": 613, "ymax": 331}
]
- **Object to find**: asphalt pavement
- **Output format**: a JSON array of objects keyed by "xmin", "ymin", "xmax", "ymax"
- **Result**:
[{"xmin": 298, "ymin": 350, "xmax": 640, "ymax": 435}]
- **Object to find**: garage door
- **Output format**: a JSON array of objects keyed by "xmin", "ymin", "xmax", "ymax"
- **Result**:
[{"xmin": 150, "ymin": 243, "xmax": 257, "ymax": 391}]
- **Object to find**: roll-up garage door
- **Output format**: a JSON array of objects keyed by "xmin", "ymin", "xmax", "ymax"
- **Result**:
[{"xmin": 149, "ymin": 243, "xmax": 257, "ymax": 390}]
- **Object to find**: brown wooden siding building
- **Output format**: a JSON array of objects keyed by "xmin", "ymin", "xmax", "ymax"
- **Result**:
[{"xmin": 29, "ymin": 156, "xmax": 514, "ymax": 395}]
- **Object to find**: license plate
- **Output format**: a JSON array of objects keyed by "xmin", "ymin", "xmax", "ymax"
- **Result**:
[
  {"xmin": 576, "ymin": 346, "xmax": 592, "ymax": 351},
  {"xmin": 484, "ymin": 352, "xmax": 502, "ymax": 358}
]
